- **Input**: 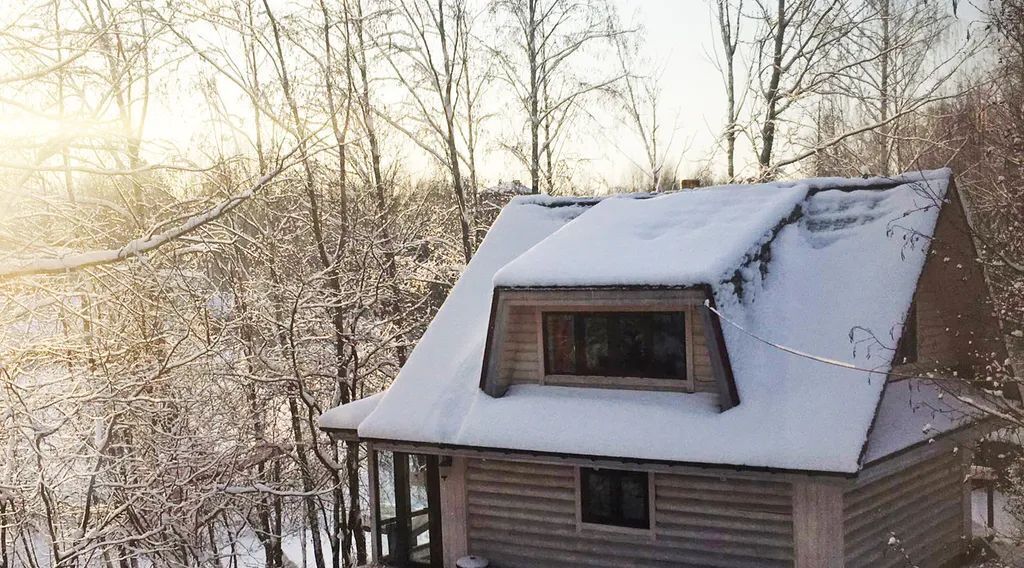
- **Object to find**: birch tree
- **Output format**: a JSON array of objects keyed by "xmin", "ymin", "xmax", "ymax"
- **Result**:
[
  {"xmin": 714, "ymin": 0, "xmax": 744, "ymax": 181},
  {"xmin": 491, "ymin": 0, "xmax": 629, "ymax": 194},
  {"xmin": 839, "ymin": 0, "xmax": 964, "ymax": 175},
  {"xmin": 611, "ymin": 38, "xmax": 681, "ymax": 193},
  {"xmin": 378, "ymin": 0, "xmax": 481, "ymax": 262},
  {"xmin": 747, "ymin": 0, "xmax": 862, "ymax": 177}
]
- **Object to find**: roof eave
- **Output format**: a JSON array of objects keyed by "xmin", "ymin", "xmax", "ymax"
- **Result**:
[{"xmin": 361, "ymin": 437, "xmax": 860, "ymax": 479}]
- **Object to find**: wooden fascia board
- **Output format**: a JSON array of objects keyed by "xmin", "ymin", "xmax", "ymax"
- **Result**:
[
  {"xmin": 698, "ymin": 283, "xmax": 741, "ymax": 410},
  {"xmin": 364, "ymin": 424, "xmax": 987, "ymax": 486},
  {"xmin": 478, "ymin": 287, "xmax": 504, "ymax": 397},
  {"xmin": 362, "ymin": 437, "xmax": 858, "ymax": 480},
  {"xmin": 319, "ymin": 426, "xmax": 361, "ymax": 442}
]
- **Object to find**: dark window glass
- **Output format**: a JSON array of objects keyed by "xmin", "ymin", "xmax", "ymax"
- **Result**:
[
  {"xmin": 583, "ymin": 315, "xmax": 610, "ymax": 371},
  {"xmin": 544, "ymin": 314, "xmax": 576, "ymax": 374},
  {"xmin": 543, "ymin": 312, "xmax": 686, "ymax": 379},
  {"xmin": 580, "ymin": 468, "xmax": 650, "ymax": 529}
]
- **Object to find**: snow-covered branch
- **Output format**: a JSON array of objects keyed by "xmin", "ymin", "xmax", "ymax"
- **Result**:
[{"xmin": 0, "ymin": 163, "xmax": 293, "ymax": 281}]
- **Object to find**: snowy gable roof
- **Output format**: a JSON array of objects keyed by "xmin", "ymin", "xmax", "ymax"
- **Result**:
[
  {"xmin": 319, "ymin": 392, "xmax": 385, "ymax": 433},
  {"xmin": 861, "ymin": 378, "xmax": 980, "ymax": 465},
  {"xmin": 322, "ymin": 169, "xmax": 956, "ymax": 474}
]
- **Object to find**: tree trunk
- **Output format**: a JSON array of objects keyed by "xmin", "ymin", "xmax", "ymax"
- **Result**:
[
  {"xmin": 527, "ymin": 0, "xmax": 541, "ymax": 194},
  {"xmin": 758, "ymin": 0, "xmax": 787, "ymax": 176},
  {"xmin": 878, "ymin": 0, "xmax": 891, "ymax": 175}
]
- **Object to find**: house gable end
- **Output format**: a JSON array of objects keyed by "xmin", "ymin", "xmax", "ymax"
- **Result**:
[
  {"xmin": 858, "ymin": 179, "xmax": 1012, "ymax": 468},
  {"xmin": 893, "ymin": 181, "xmax": 1010, "ymax": 382}
]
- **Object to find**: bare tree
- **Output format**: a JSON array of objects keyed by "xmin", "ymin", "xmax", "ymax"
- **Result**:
[
  {"xmin": 491, "ymin": 0, "xmax": 629, "ymax": 194},
  {"xmin": 839, "ymin": 0, "xmax": 962, "ymax": 175},
  {"xmin": 0, "ymin": 1, "xmax": 468, "ymax": 567},
  {"xmin": 714, "ymin": 0, "xmax": 744, "ymax": 181},
  {"xmin": 611, "ymin": 38, "xmax": 681, "ymax": 193},
  {"xmin": 377, "ymin": 0, "xmax": 480, "ymax": 262},
  {"xmin": 746, "ymin": 0, "xmax": 863, "ymax": 177}
]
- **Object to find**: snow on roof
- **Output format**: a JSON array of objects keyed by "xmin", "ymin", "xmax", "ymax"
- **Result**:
[
  {"xmin": 494, "ymin": 183, "xmax": 808, "ymax": 287},
  {"xmin": 350, "ymin": 195, "xmax": 593, "ymax": 440},
  {"xmin": 862, "ymin": 378, "xmax": 980, "ymax": 464},
  {"xmin": 320, "ymin": 392, "xmax": 385, "ymax": 431},
  {"xmin": 325, "ymin": 170, "xmax": 954, "ymax": 474}
]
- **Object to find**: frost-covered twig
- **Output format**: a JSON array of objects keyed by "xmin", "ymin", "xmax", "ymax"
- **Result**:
[{"xmin": 0, "ymin": 157, "xmax": 295, "ymax": 281}]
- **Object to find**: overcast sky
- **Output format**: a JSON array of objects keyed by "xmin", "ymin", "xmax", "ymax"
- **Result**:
[{"xmin": 606, "ymin": 0, "xmax": 727, "ymax": 181}]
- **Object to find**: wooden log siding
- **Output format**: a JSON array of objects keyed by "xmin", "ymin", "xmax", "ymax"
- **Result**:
[
  {"xmin": 496, "ymin": 303, "xmax": 718, "ymax": 395},
  {"xmin": 498, "ymin": 305, "xmax": 542, "ymax": 388},
  {"xmin": 843, "ymin": 449, "xmax": 967, "ymax": 568},
  {"xmin": 892, "ymin": 184, "xmax": 1007, "ymax": 380},
  {"xmin": 464, "ymin": 458, "xmax": 794, "ymax": 568}
]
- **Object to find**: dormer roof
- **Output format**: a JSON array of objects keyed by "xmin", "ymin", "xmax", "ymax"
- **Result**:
[
  {"xmin": 493, "ymin": 181, "xmax": 807, "ymax": 288},
  {"xmin": 321, "ymin": 169, "xmax": 984, "ymax": 474}
]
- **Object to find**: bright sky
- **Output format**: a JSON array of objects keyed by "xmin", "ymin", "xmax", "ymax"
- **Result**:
[
  {"xmin": 606, "ymin": 0, "xmax": 726, "ymax": 180},
  {"xmin": 0, "ymin": 0, "xmax": 980, "ymax": 194},
  {"xmin": 196, "ymin": 1, "xmax": 731, "ymax": 190},
  {"xmin": 0, "ymin": 1, "xmax": 733, "ymax": 192},
  {"xmin": 470, "ymin": 0, "xmax": 730, "ymax": 190}
]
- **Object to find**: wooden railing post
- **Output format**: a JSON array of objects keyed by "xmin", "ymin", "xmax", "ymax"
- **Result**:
[{"xmin": 793, "ymin": 477, "xmax": 845, "ymax": 567}]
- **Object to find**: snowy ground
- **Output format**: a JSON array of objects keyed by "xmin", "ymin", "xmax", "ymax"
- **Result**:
[
  {"xmin": 218, "ymin": 529, "xmax": 373, "ymax": 568},
  {"xmin": 13, "ymin": 528, "xmax": 370, "ymax": 568}
]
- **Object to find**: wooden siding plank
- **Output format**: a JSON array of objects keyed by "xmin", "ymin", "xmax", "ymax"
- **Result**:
[
  {"xmin": 463, "ymin": 458, "xmax": 794, "ymax": 567},
  {"xmin": 843, "ymin": 448, "xmax": 967, "ymax": 568}
]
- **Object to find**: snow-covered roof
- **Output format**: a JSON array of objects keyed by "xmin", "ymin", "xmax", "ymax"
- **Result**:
[
  {"xmin": 862, "ymin": 378, "xmax": 981, "ymax": 465},
  {"xmin": 321, "ymin": 170, "xmax": 959, "ymax": 474},
  {"xmin": 319, "ymin": 392, "xmax": 384, "ymax": 432},
  {"xmin": 493, "ymin": 183, "xmax": 808, "ymax": 287}
]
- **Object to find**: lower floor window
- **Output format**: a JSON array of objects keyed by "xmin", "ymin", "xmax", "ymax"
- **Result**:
[{"xmin": 580, "ymin": 467, "xmax": 650, "ymax": 529}]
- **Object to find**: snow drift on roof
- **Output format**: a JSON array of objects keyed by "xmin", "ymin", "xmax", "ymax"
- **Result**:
[
  {"xmin": 494, "ymin": 183, "xmax": 808, "ymax": 287},
  {"xmin": 320, "ymin": 392, "xmax": 384, "ymax": 431},
  {"xmin": 354, "ymin": 195, "xmax": 593, "ymax": 441},
  {"xmin": 862, "ymin": 378, "xmax": 980, "ymax": 464},
  {"xmin": 330, "ymin": 170, "xmax": 953, "ymax": 473}
]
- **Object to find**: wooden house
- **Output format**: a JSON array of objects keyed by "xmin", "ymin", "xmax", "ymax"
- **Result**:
[{"xmin": 321, "ymin": 169, "xmax": 1008, "ymax": 568}]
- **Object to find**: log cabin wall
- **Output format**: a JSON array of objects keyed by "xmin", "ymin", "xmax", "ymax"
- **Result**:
[
  {"xmin": 495, "ymin": 303, "xmax": 718, "ymax": 396},
  {"xmin": 843, "ymin": 447, "xmax": 968, "ymax": 567},
  {"xmin": 893, "ymin": 184, "xmax": 1007, "ymax": 379},
  {"xmin": 497, "ymin": 304, "xmax": 541, "ymax": 388},
  {"xmin": 463, "ymin": 457, "xmax": 795, "ymax": 568}
]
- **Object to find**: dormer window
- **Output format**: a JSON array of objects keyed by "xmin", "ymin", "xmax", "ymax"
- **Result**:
[
  {"xmin": 479, "ymin": 287, "xmax": 737, "ymax": 408},
  {"xmin": 542, "ymin": 312, "xmax": 687, "ymax": 380}
]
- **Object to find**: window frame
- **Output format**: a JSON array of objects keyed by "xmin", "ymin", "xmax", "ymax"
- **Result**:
[
  {"xmin": 540, "ymin": 308, "xmax": 693, "ymax": 390},
  {"xmin": 575, "ymin": 466, "xmax": 656, "ymax": 538}
]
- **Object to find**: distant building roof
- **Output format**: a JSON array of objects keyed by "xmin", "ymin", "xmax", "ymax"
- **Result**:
[{"xmin": 481, "ymin": 180, "xmax": 532, "ymax": 195}]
